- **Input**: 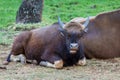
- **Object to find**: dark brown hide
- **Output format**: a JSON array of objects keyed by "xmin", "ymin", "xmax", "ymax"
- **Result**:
[
  {"xmin": 11, "ymin": 31, "xmax": 31, "ymax": 55},
  {"xmin": 70, "ymin": 10, "xmax": 120, "ymax": 59},
  {"xmin": 11, "ymin": 23, "xmax": 66, "ymax": 64}
]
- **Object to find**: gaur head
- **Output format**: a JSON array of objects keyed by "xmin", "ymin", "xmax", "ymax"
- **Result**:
[{"xmin": 58, "ymin": 16, "xmax": 89, "ymax": 54}]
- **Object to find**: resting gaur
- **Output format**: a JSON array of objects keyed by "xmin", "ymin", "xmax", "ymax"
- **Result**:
[{"xmin": 4, "ymin": 17, "xmax": 89, "ymax": 68}]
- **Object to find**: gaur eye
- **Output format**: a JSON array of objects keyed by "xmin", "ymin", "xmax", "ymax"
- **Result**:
[
  {"xmin": 78, "ymin": 31, "xmax": 85, "ymax": 38},
  {"xmin": 78, "ymin": 34, "xmax": 82, "ymax": 38},
  {"xmin": 80, "ymin": 30, "xmax": 83, "ymax": 32},
  {"xmin": 77, "ymin": 34, "xmax": 80, "ymax": 37},
  {"xmin": 67, "ymin": 34, "xmax": 71, "ymax": 38}
]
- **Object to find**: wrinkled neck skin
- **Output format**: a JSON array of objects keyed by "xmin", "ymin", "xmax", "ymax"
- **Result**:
[
  {"xmin": 58, "ymin": 32, "xmax": 85, "ymax": 66},
  {"xmin": 67, "ymin": 40, "xmax": 85, "ymax": 65},
  {"xmin": 79, "ymin": 40, "xmax": 85, "ymax": 59}
]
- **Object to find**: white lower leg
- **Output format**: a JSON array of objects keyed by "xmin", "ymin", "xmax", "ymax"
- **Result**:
[
  {"xmin": 39, "ymin": 61, "xmax": 55, "ymax": 68},
  {"xmin": 26, "ymin": 60, "xmax": 37, "ymax": 64},
  {"xmin": 19, "ymin": 54, "xmax": 26, "ymax": 64},
  {"xmin": 77, "ymin": 57, "xmax": 86, "ymax": 66},
  {"xmin": 11, "ymin": 55, "xmax": 20, "ymax": 62},
  {"xmin": 39, "ymin": 60, "xmax": 63, "ymax": 69},
  {"xmin": 54, "ymin": 60, "xmax": 63, "ymax": 69},
  {"xmin": 11, "ymin": 54, "xmax": 26, "ymax": 64}
]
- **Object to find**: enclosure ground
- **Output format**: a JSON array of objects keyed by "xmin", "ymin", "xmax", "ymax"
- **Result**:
[{"xmin": 0, "ymin": 45, "xmax": 120, "ymax": 80}]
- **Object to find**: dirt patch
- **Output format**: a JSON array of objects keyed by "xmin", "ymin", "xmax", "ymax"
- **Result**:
[{"xmin": 0, "ymin": 45, "xmax": 120, "ymax": 80}]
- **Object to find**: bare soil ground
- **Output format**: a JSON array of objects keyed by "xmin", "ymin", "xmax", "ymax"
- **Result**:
[{"xmin": 0, "ymin": 45, "xmax": 120, "ymax": 80}]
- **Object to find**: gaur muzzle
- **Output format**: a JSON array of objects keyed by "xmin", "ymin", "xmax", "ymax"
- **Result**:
[{"xmin": 70, "ymin": 43, "xmax": 79, "ymax": 54}]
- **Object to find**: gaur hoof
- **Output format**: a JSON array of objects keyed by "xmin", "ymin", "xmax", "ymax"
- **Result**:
[
  {"xmin": 3, "ymin": 61, "xmax": 9, "ymax": 65},
  {"xmin": 54, "ymin": 60, "xmax": 63, "ymax": 69},
  {"xmin": 77, "ymin": 57, "xmax": 86, "ymax": 66}
]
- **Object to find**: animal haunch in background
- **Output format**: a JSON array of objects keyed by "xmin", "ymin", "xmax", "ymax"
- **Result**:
[{"xmin": 69, "ymin": 10, "xmax": 120, "ymax": 59}]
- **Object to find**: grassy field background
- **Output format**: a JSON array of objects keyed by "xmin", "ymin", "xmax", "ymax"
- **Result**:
[
  {"xmin": 0, "ymin": 0, "xmax": 120, "ymax": 29},
  {"xmin": 0, "ymin": 0, "xmax": 120, "ymax": 44}
]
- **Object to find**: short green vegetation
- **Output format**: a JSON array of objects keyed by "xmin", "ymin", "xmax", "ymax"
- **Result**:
[
  {"xmin": 0, "ymin": 0, "xmax": 120, "ymax": 29},
  {"xmin": 0, "ymin": 0, "xmax": 120, "ymax": 44}
]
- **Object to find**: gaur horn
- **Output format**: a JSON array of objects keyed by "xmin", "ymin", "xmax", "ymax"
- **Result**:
[
  {"xmin": 58, "ymin": 16, "xmax": 65, "ymax": 29},
  {"xmin": 81, "ymin": 17, "xmax": 90, "ymax": 32}
]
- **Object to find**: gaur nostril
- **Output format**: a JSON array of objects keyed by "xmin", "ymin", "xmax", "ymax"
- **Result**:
[
  {"xmin": 70, "ymin": 43, "xmax": 78, "ymax": 49},
  {"xmin": 75, "ymin": 44, "xmax": 79, "ymax": 48},
  {"xmin": 70, "ymin": 44, "xmax": 73, "ymax": 48}
]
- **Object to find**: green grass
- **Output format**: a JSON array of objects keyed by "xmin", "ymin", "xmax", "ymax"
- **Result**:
[
  {"xmin": 0, "ymin": 0, "xmax": 120, "ymax": 44},
  {"xmin": 0, "ymin": 30, "xmax": 20, "ymax": 45},
  {"xmin": 43, "ymin": 0, "xmax": 120, "ymax": 23},
  {"xmin": 0, "ymin": 0, "xmax": 120, "ymax": 29},
  {"xmin": 0, "ymin": 0, "xmax": 21, "ymax": 29}
]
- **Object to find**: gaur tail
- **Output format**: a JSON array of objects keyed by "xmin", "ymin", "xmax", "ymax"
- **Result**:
[
  {"xmin": 3, "ymin": 52, "xmax": 12, "ymax": 65},
  {"xmin": 6, "ymin": 52, "xmax": 12, "ymax": 62}
]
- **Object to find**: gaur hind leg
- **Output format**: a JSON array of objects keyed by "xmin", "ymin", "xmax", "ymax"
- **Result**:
[
  {"xmin": 40, "ymin": 54, "xmax": 63, "ymax": 69},
  {"xmin": 10, "ymin": 54, "xmax": 26, "ymax": 64},
  {"xmin": 3, "ymin": 54, "xmax": 26, "ymax": 65}
]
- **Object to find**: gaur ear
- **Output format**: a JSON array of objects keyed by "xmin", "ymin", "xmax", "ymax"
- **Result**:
[
  {"xmin": 81, "ymin": 17, "xmax": 90, "ymax": 32},
  {"xmin": 58, "ymin": 28, "xmax": 66, "ymax": 37}
]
